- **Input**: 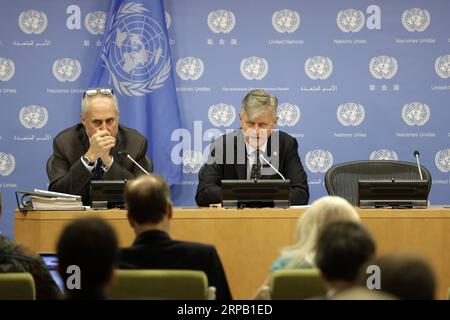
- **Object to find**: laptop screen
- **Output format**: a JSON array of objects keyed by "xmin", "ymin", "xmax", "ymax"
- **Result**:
[{"xmin": 39, "ymin": 253, "xmax": 64, "ymax": 292}]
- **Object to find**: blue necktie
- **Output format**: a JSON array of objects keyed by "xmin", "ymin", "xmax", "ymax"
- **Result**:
[{"xmin": 91, "ymin": 159, "xmax": 104, "ymax": 180}]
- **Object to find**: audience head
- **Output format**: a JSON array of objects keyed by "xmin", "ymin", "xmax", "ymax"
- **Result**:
[
  {"xmin": 57, "ymin": 217, "xmax": 118, "ymax": 299},
  {"xmin": 125, "ymin": 174, "xmax": 172, "ymax": 229},
  {"xmin": 358, "ymin": 253, "xmax": 436, "ymax": 300},
  {"xmin": 315, "ymin": 221, "xmax": 376, "ymax": 289}
]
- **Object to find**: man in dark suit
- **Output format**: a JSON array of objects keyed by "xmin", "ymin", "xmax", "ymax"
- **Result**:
[
  {"xmin": 118, "ymin": 175, "xmax": 232, "ymax": 300},
  {"xmin": 196, "ymin": 89, "xmax": 309, "ymax": 206},
  {"xmin": 48, "ymin": 88, "xmax": 150, "ymax": 205}
]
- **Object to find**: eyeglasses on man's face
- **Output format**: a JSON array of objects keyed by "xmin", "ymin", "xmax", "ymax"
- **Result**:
[{"xmin": 83, "ymin": 88, "xmax": 114, "ymax": 98}]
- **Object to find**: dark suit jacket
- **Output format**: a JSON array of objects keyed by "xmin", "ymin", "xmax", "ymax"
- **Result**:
[
  {"xmin": 195, "ymin": 129, "xmax": 309, "ymax": 206},
  {"xmin": 118, "ymin": 230, "xmax": 233, "ymax": 301},
  {"xmin": 48, "ymin": 123, "xmax": 149, "ymax": 205}
]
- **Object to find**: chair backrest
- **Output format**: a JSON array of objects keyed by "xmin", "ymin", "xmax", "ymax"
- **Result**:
[
  {"xmin": 270, "ymin": 269, "xmax": 327, "ymax": 300},
  {"xmin": 325, "ymin": 160, "xmax": 432, "ymax": 205},
  {"xmin": 145, "ymin": 156, "xmax": 153, "ymax": 173},
  {"xmin": 46, "ymin": 154, "xmax": 54, "ymax": 180},
  {"xmin": 0, "ymin": 273, "xmax": 36, "ymax": 300},
  {"xmin": 110, "ymin": 269, "xmax": 209, "ymax": 300}
]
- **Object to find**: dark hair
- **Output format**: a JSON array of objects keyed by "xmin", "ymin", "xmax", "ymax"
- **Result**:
[
  {"xmin": 358, "ymin": 253, "xmax": 436, "ymax": 300},
  {"xmin": 57, "ymin": 218, "xmax": 118, "ymax": 297},
  {"xmin": 124, "ymin": 175, "xmax": 170, "ymax": 224},
  {"xmin": 315, "ymin": 221, "xmax": 376, "ymax": 283}
]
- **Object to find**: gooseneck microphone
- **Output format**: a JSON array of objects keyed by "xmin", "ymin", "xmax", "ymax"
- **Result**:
[
  {"xmin": 118, "ymin": 151, "xmax": 150, "ymax": 175},
  {"xmin": 413, "ymin": 150, "xmax": 423, "ymax": 180},
  {"xmin": 259, "ymin": 153, "xmax": 286, "ymax": 180}
]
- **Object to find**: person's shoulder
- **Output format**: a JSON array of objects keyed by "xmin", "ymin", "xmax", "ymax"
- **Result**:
[
  {"xmin": 173, "ymin": 239, "xmax": 217, "ymax": 253},
  {"xmin": 277, "ymin": 130, "xmax": 296, "ymax": 142},
  {"xmin": 119, "ymin": 124, "xmax": 146, "ymax": 141}
]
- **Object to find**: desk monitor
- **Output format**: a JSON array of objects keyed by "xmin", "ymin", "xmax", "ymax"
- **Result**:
[
  {"xmin": 358, "ymin": 179, "xmax": 429, "ymax": 209},
  {"xmin": 221, "ymin": 179, "xmax": 290, "ymax": 209},
  {"xmin": 90, "ymin": 180, "xmax": 127, "ymax": 209}
]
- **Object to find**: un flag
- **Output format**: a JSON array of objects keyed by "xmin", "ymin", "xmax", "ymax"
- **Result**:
[{"xmin": 90, "ymin": 0, "xmax": 182, "ymax": 186}]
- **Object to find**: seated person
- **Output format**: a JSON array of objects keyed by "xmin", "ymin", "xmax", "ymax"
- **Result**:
[
  {"xmin": 48, "ymin": 88, "xmax": 151, "ymax": 205},
  {"xmin": 119, "ymin": 175, "xmax": 232, "ymax": 300},
  {"xmin": 57, "ymin": 217, "xmax": 118, "ymax": 300},
  {"xmin": 195, "ymin": 89, "xmax": 309, "ymax": 206}
]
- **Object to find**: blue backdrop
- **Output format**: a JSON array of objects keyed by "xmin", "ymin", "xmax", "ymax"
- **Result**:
[{"xmin": 1, "ymin": 0, "xmax": 450, "ymax": 238}]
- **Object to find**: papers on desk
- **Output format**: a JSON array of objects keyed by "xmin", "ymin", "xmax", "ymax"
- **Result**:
[{"xmin": 15, "ymin": 189, "xmax": 84, "ymax": 211}]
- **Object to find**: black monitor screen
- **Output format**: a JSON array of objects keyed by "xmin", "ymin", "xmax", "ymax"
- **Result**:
[
  {"xmin": 90, "ymin": 180, "xmax": 127, "ymax": 209},
  {"xmin": 221, "ymin": 179, "xmax": 290, "ymax": 208}
]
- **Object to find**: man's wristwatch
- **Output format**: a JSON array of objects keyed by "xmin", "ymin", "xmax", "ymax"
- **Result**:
[{"xmin": 82, "ymin": 154, "xmax": 95, "ymax": 166}]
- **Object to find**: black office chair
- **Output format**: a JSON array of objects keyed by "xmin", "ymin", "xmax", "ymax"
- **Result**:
[{"xmin": 324, "ymin": 160, "xmax": 432, "ymax": 205}]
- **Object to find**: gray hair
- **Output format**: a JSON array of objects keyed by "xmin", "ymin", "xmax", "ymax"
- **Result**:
[
  {"xmin": 241, "ymin": 89, "xmax": 278, "ymax": 120},
  {"xmin": 81, "ymin": 92, "xmax": 119, "ymax": 115}
]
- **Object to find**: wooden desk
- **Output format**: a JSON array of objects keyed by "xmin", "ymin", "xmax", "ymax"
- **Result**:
[{"xmin": 14, "ymin": 207, "xmax": 450, "ymax": 299}]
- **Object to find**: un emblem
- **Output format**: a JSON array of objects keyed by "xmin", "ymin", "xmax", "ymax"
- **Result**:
[
  {"xmin": 0, "ymin": 152, "xmax": 16, "ymax": 176},
  {"xmin": 277, "ymin": 103, "xmax": 301, "ymax": 127},
  {"xmin": 207, "ymin": 10, "xmax": 235, "ymax": 34},
  {"xmin": 208, "ymin": 103, "xmax": 236, "ymax": 127},
  {"xmin": 337, "ymin": 103, "xmax": 365, "ymax": 127},
  {"xmin": 369, "ymin": 149, "xmax": 398, "ymax": 161},
  {"xmin": 402, "ymin": 102, "xmax": 430, "ymax": 126},
  {"xmin": 101, "ymin": 2, "xmax": 171, "ymax": 96},
  {"xmin": 305, "ymin": 149, "xmax": 333, "ymax": 173},
  {"xmin": 176, "ymin": 57, "xmax": 204, "ymax": 80},
  {"xmin": 85, "ymin": 11, "xmax": 106, "ymax": 35},
  {"xmin": 18, "ymin": 10, "xmax": 48, "ymax": 34},
  {"xmin": 305, "ymin": 56, "xmax": 333, "ymax": 80},
  {"xmin": 19, "ymin": 105, "xmax": 48, "ymax": 129},
  {"xmin": 435, "ymin": 149, "xmax": 450, "ymax": 173},
  {"xmin": 165, "ymin": 11, "xmax": 171, "ymax": 30},
  {"xmin": 272, "ymin": 9, "xmax": 300, "ymax": 33},
  {"xmin": 0, "ymin": 57, "xmax": 15, "ymax": 82},
  {"xmin": 369, "ymin": 56, "xmax": 398, "ymax": 80},
  {"xmin": 435, "ymin": 55, "xmax": 450, "ymax": 79},
  {"xmin": 52, "ymin": 58, "xmax": 81, "ymax": 82},
  {"xmin": 240, "ymin": 56, "xmax": 269, "ymax": 80},
  {"xmin": 183, "ymin": 150, "xmax": 204, "ymax": 174},
  {"xmin": 402, "ymin": 8, "xmax": 430, "ymax": 32},
  {"xmin": 336, "ymin": 9, "xmax": 365, "ymax": 33}
]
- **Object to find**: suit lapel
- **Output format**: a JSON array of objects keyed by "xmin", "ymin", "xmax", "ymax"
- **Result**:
[{"xmin": 234, "ymin": 130, "xmax": 247, "ymax": 179}]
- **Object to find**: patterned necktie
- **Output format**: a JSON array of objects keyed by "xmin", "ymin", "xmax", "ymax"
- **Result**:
[
  {"xmin": 250, "ymin": 149, "xmax": 261, "ymax": 180},
  {"xmin": 91, "ymin": 159, "xmax": 104, "ymax": 180}
]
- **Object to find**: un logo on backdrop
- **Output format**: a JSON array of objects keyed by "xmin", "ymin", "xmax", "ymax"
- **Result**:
[
  {"xmin": 52, "ymin": 58, "xmax": 81, "ymax": 82},
  {"xmin": 240, "ymin": 57, "xmax": 269, "ymax": 80},
  {"xmin": 176, "ymin": 57, "xmax": 204, "ymax": 80},
  {"xmin": 183, "ymin": 150, "xmax": 204, "ymax": 174},
  {"xmin": 0, "ymin": 58, "xmax": 15, "ymax": 82},
  {"xmin": 370, "ymin": 149, "xmax": 398, "ymax": 161},
  {"xmin": 435, "ymin": 55, "xmax": 450, "ymax": 79},
  {"xmin": 272, "ymin": 9, "xmax": 300, "ymax": 33},
  {"xmin": 336, "ymin": 9, "xmax": 365, "ymax": 33},
  {"xmin": 337, "ymin": 103, "xmax": 365, "ymax": 127},
  {"xmin": 369, "ymin": 56, "xmax": 398, "ymax": 80},
  {"xmin": 101, "ymin": 2, "xmax": 171, "ymax": 96},
  {"xmin": 85, "ymin": 11, "xmax": 107, "ymax": 35},
  {"xmin": 19, "ymin": 105, "xmax": 48, "ymax": 129},
  {"xmin": 208, "ymin": 104, "xmax": 236, "ymax": 127},
  {"xmin": 207, "ymin": 10, "xmax": 235, "ymax": 34},
  {"xmin": 402, "ymin": 8, "xmax": 430, "ymax": 32},
  {"xmin": 277, "ymin": 103, "xmax": 301, "ymax": 127},
  {"xmin": 0, "ymin": 152, "xmax": 16, "ymax": 176},
  {"xmin": 305, "ymin": 56, "xmax": 333, "ymax": 80},
  {"xmin": 305, "ymin": 149, "xmax": 333, "ymax": 173},
  {"xmin": 435, "ymin": 149, "xmax": 450, "ymax": 173},
  {"xmin": 18, "ymin": 10, "xmax": 48, "ymax": 34},
  {"xmin": 401, "ymin": 102, "xmax": 430, "ymax": 126}
]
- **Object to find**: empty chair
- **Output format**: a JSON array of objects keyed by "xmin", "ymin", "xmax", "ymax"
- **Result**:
[
  {"xmin": 270, "ymin": 269, "xmax": 327, "ymax": 300},
  {"xmin": 325, "ymin": 160, "xmax": 431, "ymax": 205},
  {"xmin": 0, "ymin": 273, "xmax": 36, "ymax": 300},
  {"xmin": 110, "ymin": 270, "xmax": 212, "ymax": 300}
]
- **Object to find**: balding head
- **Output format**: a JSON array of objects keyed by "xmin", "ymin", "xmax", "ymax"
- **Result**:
[{"xmin": 125, "ymin": 175, "xmax": 171, "ymax": 225}]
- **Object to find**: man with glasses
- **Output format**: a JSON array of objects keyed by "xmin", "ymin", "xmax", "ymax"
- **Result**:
[{"xmin": 48, "ymin": 88, "xmax": 151, "ymax": 205}]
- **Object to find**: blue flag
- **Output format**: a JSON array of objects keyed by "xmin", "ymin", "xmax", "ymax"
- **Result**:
[{"xmin": 90, "ymin": 0, "xmax": 182, "ymax": 186}]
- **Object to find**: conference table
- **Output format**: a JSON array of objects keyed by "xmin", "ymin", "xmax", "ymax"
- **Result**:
[{"xmin": 14, "ymin": 207, "xmax": 450, "ymax": 300}]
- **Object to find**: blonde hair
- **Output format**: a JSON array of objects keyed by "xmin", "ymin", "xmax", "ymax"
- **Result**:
[
  {"xmin": 280, "ymin": 196, "xmax": 360, "ymax": 269},
  {"xmin": 241, "ymin": 89, "xmax": 278, "ymax": 120}
]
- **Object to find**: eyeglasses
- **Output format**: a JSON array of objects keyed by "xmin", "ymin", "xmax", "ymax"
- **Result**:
[{"xmin": 83, "ymin": 88, "xmax": 114, "ymax": 98}]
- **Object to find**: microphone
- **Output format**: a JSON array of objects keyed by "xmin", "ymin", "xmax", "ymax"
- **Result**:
[
  {"xmin": 118, "ymin": 151, "xmax": 150, "ymax": 175},
  {"xmin": 259, "ymin": 153, "xmax": 286, "ymax": 180},
  {"xmin": 413, "ymin": 150, "xmax": 423, "ymax": 180}
]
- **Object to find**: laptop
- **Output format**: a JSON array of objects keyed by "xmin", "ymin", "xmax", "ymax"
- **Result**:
[{"xmin": 39, "ymin": 253, "xmax": 64, "ymax": 292}]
